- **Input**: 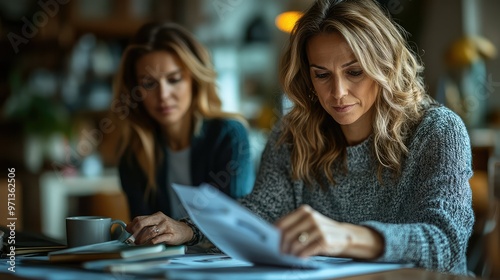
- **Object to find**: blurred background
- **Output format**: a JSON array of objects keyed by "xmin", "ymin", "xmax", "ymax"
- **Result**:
[{"xmin": 0, "ymin": 0, "xmax": 499, "ymax": 277}]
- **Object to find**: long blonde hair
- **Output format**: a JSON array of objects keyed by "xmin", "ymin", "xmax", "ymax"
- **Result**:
[
  {"xmin": 111, "ymin": 22, "xmax": 243, "ymax": 197},
  {"xmin": 279, "ymin": 0, "xmax": 435, "ymax": 187}
]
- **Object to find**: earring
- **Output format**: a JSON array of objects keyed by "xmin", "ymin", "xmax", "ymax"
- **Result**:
[{"xmin": 308, "ymin": 88, "xmax": 317, "ymax": 102}]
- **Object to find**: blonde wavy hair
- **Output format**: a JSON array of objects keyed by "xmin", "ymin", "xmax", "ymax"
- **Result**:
[
  {"xmin": 279, "ymin": 0, "xmax": 435, "ymax": 187},
  {"xmin": 111, "ymin": 22, "xmax": 243, "ymax": 198}
]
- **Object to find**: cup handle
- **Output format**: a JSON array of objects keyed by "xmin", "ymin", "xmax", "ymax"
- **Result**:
[{"xmin": 110, "ymin": 219, "xmax": 128, "ymax": 241}]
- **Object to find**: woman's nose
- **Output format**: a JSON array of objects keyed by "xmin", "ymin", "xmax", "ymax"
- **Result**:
[
  {"xmin": 332, "ymin": 78, "xmax": 348, "ymax": 100},
  {"xmin": 158, "ymin": 79, "xmax": 173, "ymax": 100}
]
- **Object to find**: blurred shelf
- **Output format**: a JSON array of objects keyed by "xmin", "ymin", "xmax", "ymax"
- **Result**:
[
  {"xmin": 470, "ymin": 128, "xmax": 497, "ymax": 148},
  {"xmin": 71, "ymin": 19, "xmax": 149, "ymax": 39}
]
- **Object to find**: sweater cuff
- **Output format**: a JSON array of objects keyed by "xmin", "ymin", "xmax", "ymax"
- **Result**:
[{"xmin": 359, "ymin": 221, "xmax": 405, "ymax": 263}]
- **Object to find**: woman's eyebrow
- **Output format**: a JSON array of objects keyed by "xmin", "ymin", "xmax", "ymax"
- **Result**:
[
  {"xmin": 309, "ymin": 60, "xmax": 358, "ymax": 69},
  {"xmin": 310, "ymin": 64, "xmax": 327, "ymax": 70},
  {"xmin": 341, "ymin": 59, "xmax": 358, "ymax": 68},
  {"xmin": 137, "ymin": 69, "xmax": 182, "ymax": 80}
]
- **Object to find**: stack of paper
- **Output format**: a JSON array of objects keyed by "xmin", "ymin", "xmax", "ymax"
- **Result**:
[
  {"xmin": 48, "ymin": 240, "xmax": 185, "ymax": 263},
  {"xmin": 1, "ymin": 226, "xmax": 66, "ymax": 257}
]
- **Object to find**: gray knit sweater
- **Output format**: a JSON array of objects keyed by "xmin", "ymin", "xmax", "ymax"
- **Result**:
[{"xmin": 239, "ymin": 106, "xmax": 474, "ymax": 275}]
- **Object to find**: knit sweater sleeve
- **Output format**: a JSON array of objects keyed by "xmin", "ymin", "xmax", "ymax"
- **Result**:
[
  {"xmin": 238, "ymin": 124, "xmax": 298, "ymax": 223},
  {"xmin": 362, "ymin": 108, "xmax": 474, "ymax": 273}
]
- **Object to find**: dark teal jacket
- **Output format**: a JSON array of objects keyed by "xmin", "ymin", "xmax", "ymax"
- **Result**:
[{"xmin": 118, "ymin": 118, "xmax": 255, "ymax": 220}]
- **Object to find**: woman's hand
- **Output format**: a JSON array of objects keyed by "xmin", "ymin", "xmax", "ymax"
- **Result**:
[
  {"xmin": 126, "ymin": 211, "xmax": 193, "ymax": 245},
  {"xmin": 275, "ymin": 205, "xmax": 384, "ymax": 259}
]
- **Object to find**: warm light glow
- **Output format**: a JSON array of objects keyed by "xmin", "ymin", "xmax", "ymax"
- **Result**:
[{"xmin": 275, "ymin": 11, "xmax": 303, "ymax": 33}]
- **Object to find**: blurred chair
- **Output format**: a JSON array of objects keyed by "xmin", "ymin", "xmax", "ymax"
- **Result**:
[
  {"xmin": 77, "ymin": 191, "xmax": 130, "ymax": 240},
  {"xmin": 79, "ymin": 191, "xmax": 130, "ymax": 224}
]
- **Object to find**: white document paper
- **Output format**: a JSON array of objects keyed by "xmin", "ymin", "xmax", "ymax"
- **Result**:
[
  {"xmin": 174, "ymin": 183, "xmax": 383, "ymax": 270},
  {"xmin": 84, "ymin": 254, "xmax": 252, "ymax": 274}
]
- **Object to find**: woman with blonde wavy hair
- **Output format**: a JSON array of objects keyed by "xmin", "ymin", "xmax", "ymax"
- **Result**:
[
  {"xmin": 154, "ymin": 0, "xmax": 473, "ymax": 275},
  {"xmin": 111, "ymin": 21, "xmax": 254, "ymax": 246}
]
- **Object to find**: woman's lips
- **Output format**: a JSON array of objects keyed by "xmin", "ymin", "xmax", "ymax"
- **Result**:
[
  {"xmin": 158, "ymin": 106, "xmax": 174, "ymax": 114},
  {"xmin": 332, "ymin": 104, "xmax": 354, "ymax": 113}
]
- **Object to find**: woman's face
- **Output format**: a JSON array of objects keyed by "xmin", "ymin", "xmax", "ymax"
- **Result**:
[
  {"xmin": 307, "ymin": 32, "xmax": 379, "ymax": 136},
  {"xmin": 136, "ymin": 51, "xmax": 193, "ymax": 131}
]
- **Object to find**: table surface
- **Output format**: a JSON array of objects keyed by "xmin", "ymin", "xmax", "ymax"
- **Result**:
[
  {"xmin": 344, "ymin": 268, "xmax": 479, "ymax": 279},
  {"xmin": 1, "ymin": 225, "xmax": 482, "ymax": 280},
  {"xmin": 0, "ymin": 266, "xmax": 480, "ymax": 280}
]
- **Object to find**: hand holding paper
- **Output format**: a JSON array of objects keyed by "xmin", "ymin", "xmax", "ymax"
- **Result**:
[{"xmin": 172, "ymin": 183, "xmax": 331, "ymax": 268}]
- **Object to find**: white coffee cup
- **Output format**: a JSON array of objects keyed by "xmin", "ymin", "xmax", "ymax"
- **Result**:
[{"xmin": 66, "ymin": 216, "xmax": 127, "ymax": 247}]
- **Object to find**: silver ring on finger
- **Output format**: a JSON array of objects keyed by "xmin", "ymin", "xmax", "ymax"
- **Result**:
[
  {"xmin": 298, "ymin": 231, "xmax": 309, "ymax": 244},
  {"xmin": 153, "ymin": 225, "xmax": 160, "ymax": 235}
]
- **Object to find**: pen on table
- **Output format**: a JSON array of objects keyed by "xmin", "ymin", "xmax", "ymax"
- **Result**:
[{"xmin": 123, "ymin": 232, "xmax": 136, "ymax": 245}]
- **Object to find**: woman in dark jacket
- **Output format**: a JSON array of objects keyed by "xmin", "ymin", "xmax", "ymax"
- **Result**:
[{"xmin": 111, "ymin": 22, "xmax": 254, "ymax": 245}]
